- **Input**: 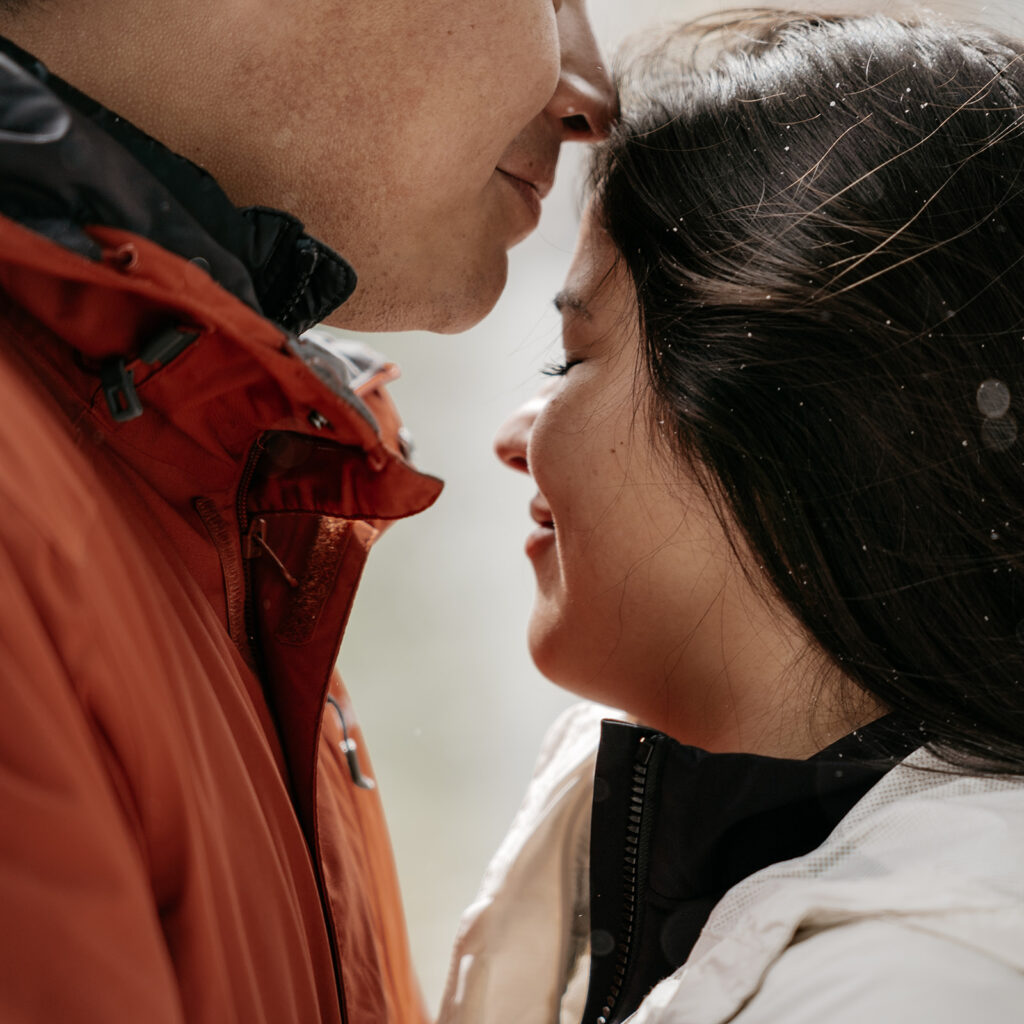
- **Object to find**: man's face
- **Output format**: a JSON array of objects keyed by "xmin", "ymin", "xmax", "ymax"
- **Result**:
[{"xmin": 111, "ymin": 0, "xmax": 615, "ymax": 333}]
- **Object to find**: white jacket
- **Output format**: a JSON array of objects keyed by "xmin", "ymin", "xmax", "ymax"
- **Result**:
[{"xmin": 438, "ymin": 703, "xmax": 1024, "ymax": 1024}]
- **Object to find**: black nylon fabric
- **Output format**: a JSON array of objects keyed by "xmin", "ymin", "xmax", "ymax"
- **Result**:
[
  {"xmin": 582, "ymin": 715, "xmax": 923, "ymax": 1024},
  {"xmin": 0, "ymin": 37, "xmax": 355, "ymax": 335}
]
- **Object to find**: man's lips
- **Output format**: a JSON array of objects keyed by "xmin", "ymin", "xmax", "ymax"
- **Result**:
[
  {"xmin": 495, "ymin": 169, "xmax": 542, "ymax": 229},
  {"xmin": 496, "ymin": 165, "xmax": 554, "ymax": 200}
]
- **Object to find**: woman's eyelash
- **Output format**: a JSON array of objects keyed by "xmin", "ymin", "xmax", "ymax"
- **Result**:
[{"xmin": 541, "ymin": 359, "xmax": 582, "ymax": 377}]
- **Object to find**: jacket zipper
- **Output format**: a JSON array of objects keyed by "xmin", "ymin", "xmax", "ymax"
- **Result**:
[
  {"xmin": 236, "ymin": 436, "xmax": 266, "ymax": 654},
  {"xmin": 595, "ymin": 733, "xmax": 658, "ymax": 1024},
  {"xmin": 235, "ymin": 434, "xmax": 352, "ymax": 1022}
]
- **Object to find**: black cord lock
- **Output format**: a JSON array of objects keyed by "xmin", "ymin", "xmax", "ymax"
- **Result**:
[{"xmin": 100, "ymin": 326, "xmax": 199, "ymax": 423}]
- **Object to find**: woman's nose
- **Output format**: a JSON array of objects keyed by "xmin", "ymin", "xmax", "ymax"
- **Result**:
[
  {"xmin": 548, "ymin": 0, "xmax": 618, "ymax": 141},
  {"xmin": 495, "ymin": 390, "xmax": 550, "ymax": 474}
]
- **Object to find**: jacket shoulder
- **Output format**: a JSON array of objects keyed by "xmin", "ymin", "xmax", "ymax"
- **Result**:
[
  {"xmin": 0, "ymin": 333, "xmax": 103, "ymax": 563},
  {"xmin": 633, "ymin": 759, "xmax": 1024, "ymax": 1024},
  {"xmin": 730, "ymin": 918, "xmax": 1024, "ymax": 1024}
]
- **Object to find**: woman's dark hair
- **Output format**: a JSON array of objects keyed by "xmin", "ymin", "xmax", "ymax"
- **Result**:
[{"xmin": 592, "ymin": 10, "xmax": 1024, "ymax": 772}]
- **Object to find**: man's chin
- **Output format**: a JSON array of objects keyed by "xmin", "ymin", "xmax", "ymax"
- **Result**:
[{"xmin": 322, "ymin": 253, "xmax": 509, "ymax": 335}]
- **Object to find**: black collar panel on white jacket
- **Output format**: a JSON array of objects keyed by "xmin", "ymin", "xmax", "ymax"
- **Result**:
[{"xmin": 582, "ymin": 715, "xmax": 923, "ymax": 1024}]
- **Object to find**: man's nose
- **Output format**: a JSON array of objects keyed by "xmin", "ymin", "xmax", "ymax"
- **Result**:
[
  {"xmin": 494, "ymin": 391, "xmax": 550, "ymax": 474},
  {"xmin": 547, "ymin": 0, "xmax": 618, "ymax": 141}
]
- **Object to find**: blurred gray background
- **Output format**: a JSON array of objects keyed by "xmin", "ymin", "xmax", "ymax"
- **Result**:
[{"xmin": 334, "ymin": 0, "xmax": 1024, "ymax": 1011}]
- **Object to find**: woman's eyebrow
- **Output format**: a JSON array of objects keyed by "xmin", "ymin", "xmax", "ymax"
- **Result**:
[{"xmin": 553, "ymin": 290, "xmax": 591, "ymax": 320}]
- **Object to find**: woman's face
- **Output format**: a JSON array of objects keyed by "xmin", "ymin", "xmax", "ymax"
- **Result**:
[
  {"xmin": 496, "ymin": 207, "xmax": 837, "ymax": 753},
  {"xmin": 496, "ymin": 210, "xmax": 755, "ymax": 744}
]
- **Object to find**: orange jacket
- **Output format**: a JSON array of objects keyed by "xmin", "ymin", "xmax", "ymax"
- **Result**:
[{"xmin": 0, "ymin": 47, "xmax": 441, "ymax": 1024}]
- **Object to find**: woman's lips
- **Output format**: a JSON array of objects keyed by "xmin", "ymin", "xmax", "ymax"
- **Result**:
[
  {"xmin": 525, "ymin": 523, "xmax": 555, "ymax": 559},
  {"xmin": 525, "ymin": 497, "xmax": 555, "ymax": 558}
]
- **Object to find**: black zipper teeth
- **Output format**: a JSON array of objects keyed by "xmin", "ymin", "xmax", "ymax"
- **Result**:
[{"xmin": 595, "ymin": 737, "xmax": 655, "ymax": 1024}]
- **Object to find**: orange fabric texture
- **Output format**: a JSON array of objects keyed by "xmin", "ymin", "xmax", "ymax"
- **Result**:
[{"xmin": 0, "ymin": 215, "xmax": 440, "ymax": 1023}]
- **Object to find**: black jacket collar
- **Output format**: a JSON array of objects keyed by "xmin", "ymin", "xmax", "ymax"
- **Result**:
[
  {"xmin": 0, "ymin": 37, "xmax": 355, "ymax": 335},
  {"xmin": 583, "ymin": 715, "xmax": 922, "ymax": 1024}
]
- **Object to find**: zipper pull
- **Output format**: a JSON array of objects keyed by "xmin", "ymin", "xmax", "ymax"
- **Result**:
[
  {"xmin": 244, "ymin": 517, "xmax": 299, "ymax": 589},
  {"xmin": 325, "ymin": 694, "xmax": 376, "ymax": 790}
]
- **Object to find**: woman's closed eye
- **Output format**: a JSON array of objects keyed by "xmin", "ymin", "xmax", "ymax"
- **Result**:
[{"xmin": 541, "ymin": 358, "xmax": 582, "ymax": 378}]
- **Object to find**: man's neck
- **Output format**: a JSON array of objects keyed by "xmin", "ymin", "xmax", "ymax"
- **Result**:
[{"xmin": 0, "ymin": 38, "xmax": 356, "ymax": 333}]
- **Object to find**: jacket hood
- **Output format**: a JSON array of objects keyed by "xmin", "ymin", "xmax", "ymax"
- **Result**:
[{"xmin": 0, "ymin": 38, "xmax": 354, "ymax": 335}]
